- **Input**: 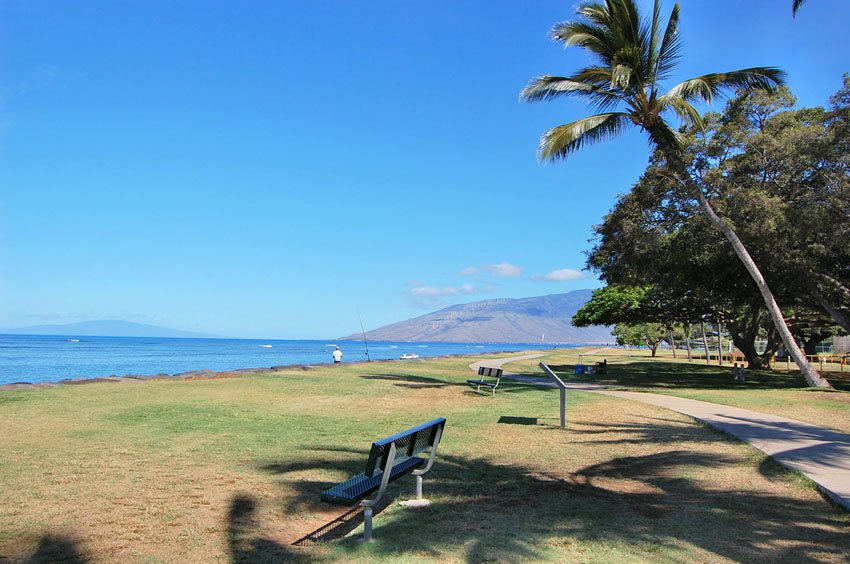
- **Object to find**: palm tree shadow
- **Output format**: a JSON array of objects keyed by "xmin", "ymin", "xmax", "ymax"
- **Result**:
[
  {"xmin": 23, "ymin": 535, "xmax": 85, "ymax": 563},
  {"xmin": 256, "ymin": 421, "xmax": 850, "ymax": 562},
  {"xmin": 227, "ymin": 494, "xmax": 309, "ymax": 563}
]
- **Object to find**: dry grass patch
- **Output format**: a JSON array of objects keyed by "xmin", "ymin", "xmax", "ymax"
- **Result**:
[{"xmin": 1, "ymin": 355, "xmax": 849, "ymax": 562}]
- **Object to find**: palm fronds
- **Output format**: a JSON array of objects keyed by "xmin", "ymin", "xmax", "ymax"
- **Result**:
[{"xmin": 537, "ymin": 112, "xmax": 632, "ymax": 161}]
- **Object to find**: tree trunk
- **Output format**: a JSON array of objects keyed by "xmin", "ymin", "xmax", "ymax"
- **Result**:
[
  {"xmin": 717, "ymin": 322, "xmax": 723, "ymax": 366},
  {"xmin": 726, "ymin": 308, "xmax": 781, "ymax": 370},
  {"xmin": 701, "ymin": 321, "xmax": 710, "ymax": 364},
  {"xmin": 684, "ymin": 323, "xmax": 693, "ymax": 362},
  {"xmin": 668, "ymin": 328, "xmax": 677, "ymax": 359},
  {"xmin": 811, "ymin": 283, "xmax": 850, "ymax": 334},
  {"xmin": 651, "ymin": 129, "xmax": 832, "ymax": 389}
]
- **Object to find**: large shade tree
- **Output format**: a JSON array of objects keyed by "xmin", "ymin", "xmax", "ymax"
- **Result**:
[{"xmin": 521, "ymin": 0, "xmax": 831, "ymax": 388}]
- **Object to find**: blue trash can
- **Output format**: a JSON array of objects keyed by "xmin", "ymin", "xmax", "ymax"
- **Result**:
[{"xmin": 575, "ymin": 364, "xmax": 586, "ymax": 375}]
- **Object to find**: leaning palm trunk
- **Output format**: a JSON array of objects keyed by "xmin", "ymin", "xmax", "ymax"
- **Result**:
[{"xmin": 653, "ymin": 131, "xmax": 832, "ymax": 388}]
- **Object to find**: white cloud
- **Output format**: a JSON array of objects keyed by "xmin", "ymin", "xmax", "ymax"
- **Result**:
[
  {"xmin": 459, "ymin": 266, "xmax": 478, "ymax": 276},
  {"xmin": 486, "ymin": 262, "xmax": 523, "ymax": 277},
  {"xmin": 540, "ymin": 268, "xmax": 585, "ymax": 281},
  {"xmin": 460, "ymin": 284, "xmax": 476, "ymax": 294}
]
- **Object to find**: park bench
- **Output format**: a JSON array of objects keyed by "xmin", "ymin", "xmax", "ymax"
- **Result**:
[
  {"xmin": 320, "ymin": 417, "xmax": 446, "ymax": 541},
  {"xmin": 467, "ymin": 366, "xmax": 503, "ymax": 395}
]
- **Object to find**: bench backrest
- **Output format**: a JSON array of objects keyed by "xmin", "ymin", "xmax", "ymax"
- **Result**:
[
  {"xmin": 364, "ymin": 417, "xmax": 446, "ymax": 477},
  {"xmin": 477, "ymin": 366, "xmax": 503, "ymax": 378}
]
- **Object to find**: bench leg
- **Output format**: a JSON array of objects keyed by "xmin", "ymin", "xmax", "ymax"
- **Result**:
[
  {"xmin": 363, "ymin": 506, "xmax": 373, "ymax": 542},
  {"xmin": 400, "ymin": 426, "xmax": 444, "ymax": 509},
  {"xmin": 359, "ymin": 442, "xmax": 396, "ymax": 542}
]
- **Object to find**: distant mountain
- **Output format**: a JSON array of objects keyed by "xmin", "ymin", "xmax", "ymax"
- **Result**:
[
  {"xmin": 2, "ymin": 320, "xmax": 220, "ymax": 339},
  {"xmin": 342, "ymin": 290, "xmax": 612, "ymax": 344}
]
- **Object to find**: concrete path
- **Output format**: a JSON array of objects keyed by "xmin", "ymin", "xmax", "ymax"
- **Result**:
[{"xmin": 471, "ymin": 355, "xmax": 850, "ymax": 510}]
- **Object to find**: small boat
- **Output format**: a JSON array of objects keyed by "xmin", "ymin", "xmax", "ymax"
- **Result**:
[
  {"xmin": 400, "ymin": 353, "xmax": 420, "ymax": 360},
  {"xmin": 259, "ymin": 344, "xmax": 273, "ymax": 348},
  {"xmin": 66, "ymin": 339, "xmax": 80, "ymax": 342}
]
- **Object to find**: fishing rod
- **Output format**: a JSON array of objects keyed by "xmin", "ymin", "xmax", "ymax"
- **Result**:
[{"xmin": 357, "ymin": 309, "xmax": 371, "ymax": 362}]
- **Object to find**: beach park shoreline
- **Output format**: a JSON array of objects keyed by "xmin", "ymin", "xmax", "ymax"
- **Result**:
[{"xmin": 0, "ymin": 347, "xmax": 556, "ymax": 391}]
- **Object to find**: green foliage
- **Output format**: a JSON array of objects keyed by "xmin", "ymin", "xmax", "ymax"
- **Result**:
[
  {"xmin": 612, "ymin": 322, "xmax": 666, "ymax": 356},
  {"xmin": 572, "ymin": 285, "xmax": 650, "ymax": 326},
  {"xmin": 583, "ymin": 82, "xmax": 850, "ymax": 366}
]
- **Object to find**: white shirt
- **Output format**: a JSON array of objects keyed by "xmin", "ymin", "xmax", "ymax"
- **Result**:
[{"xmin": 332, "ymin": 349, "xmax": 343, "ymax": 362}]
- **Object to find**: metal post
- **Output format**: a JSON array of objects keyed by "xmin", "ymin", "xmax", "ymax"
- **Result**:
[
  {"xmin": 560, "ymin": 388, "xmax": 566, "ymax": 429},
  {"xmin": 415, "ymin": 475, "xmax": 423, "ymax": 500},
  {"xmin": 540, "ymin": 362, "xmax": 567, "ymax": 430}
]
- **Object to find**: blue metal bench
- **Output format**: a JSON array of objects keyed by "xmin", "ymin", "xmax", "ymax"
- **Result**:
[
  {"xmin": 467, "ymin": 366, "xmax": 504, "ymax": 395},
  {"xmin": 320, "ymin": 417, "xmax": 446, "ymax": 541}
]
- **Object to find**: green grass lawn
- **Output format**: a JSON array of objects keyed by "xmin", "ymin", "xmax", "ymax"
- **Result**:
[
  {"xmin": 1, "ymin": 352, "xmax": 849, "ymax": 562},
  {"xmin": 509, "ymin": 347, "xmax": 850, "ymax": 435}
]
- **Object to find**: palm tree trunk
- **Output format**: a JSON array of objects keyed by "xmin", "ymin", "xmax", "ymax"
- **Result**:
[
  {"xmin": 652, "ymin": 130, "xmax": 832, "ymax": 389},
  {"xmin": 701, "ymin": 321, "xmax": 710, "ymax": 364}
]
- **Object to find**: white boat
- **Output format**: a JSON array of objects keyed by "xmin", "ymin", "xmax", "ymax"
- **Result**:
[
  {"xmin": 66, "ymin": 339, "xmax": 80, "ymax": 342},
  {"xmin": 400, "ymin": 353, "xmax": 420, "ymax": 360},
  {"xmin": 259, "ymin": 344, "xmax": 273, "ymax": 348}
]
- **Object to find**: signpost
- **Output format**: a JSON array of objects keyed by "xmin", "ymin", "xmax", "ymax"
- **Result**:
[{"xmin": 539, "ymin": 362, "xmax": 567, "ymax": 429}]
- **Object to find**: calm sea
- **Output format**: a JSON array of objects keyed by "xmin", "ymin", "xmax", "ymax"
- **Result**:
[{"xmin": 0, "ymin": 334, "xmax": 563, "ymax": 386}]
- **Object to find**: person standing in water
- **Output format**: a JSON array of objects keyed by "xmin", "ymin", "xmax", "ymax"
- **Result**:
[{"xmin": 332, "ymin": 346, "xmax": 343, "ymax": 364}]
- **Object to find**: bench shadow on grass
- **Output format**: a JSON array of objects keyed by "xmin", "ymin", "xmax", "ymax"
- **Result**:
[
  {"xmin": 253, "ymin": 418, "xmax": 850, "ymax": 562},
  {"xmin": 547, "ymin": 361, "xmax": 850, "ymax": 391}
]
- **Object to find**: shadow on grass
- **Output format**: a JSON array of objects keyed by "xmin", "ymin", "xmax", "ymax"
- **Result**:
[
  {"xmin": 20, "ymin": 535, "xmax": 85, "ymax": 563},
  {"xmin": 227, "ymin": 494, "xmax": 309, "ymax": 563},
  {"xmin": 360, "ymin": 373, "xmax": 457, "ymax": 389},
  {"xmin": 498, "ymin": 416, "xmax": 538, "ymax": 425},
  {"xmin": 547, "ymin": 361, "xmax": 850, "ymax": 391},
  {"xmin": 256, "ymin": 422, "xmax": 850, "ymax": 562}
]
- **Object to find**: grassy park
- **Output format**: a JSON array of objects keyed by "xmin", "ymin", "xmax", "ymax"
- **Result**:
[{"xmin": 2, "ymin": 349, "xmax": 850, "ymax": 562}]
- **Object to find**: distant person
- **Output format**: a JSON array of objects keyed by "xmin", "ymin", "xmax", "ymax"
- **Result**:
[{"xmin": 332, "ymin": 346, "xmax": 343, "ymax": 364}]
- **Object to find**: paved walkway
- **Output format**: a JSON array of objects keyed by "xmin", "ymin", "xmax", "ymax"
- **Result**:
[{"xmin": 471, "ymin": 355, "xmax": 850, "ymax": 510}]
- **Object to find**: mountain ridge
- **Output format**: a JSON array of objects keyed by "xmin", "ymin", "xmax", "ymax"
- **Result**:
[
  {"xmin": 2, "ymin": 320, "xmax": 220, "ymax": 339},
  {"xmin": 342, "ymin": 290, "xmax": 611, "ymax": 344}
]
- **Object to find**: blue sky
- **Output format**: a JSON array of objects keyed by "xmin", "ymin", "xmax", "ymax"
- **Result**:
[{"xmin": 2, "ymin": 0, "xmax": 848, "ymax": 339}]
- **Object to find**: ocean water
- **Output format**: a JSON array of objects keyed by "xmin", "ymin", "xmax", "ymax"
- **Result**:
[{"xmin": 0, "ymin": 334, "xmax": 562, "ymax": 386}]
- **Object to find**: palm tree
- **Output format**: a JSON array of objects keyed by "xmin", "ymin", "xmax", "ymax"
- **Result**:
[{"xmin": 521, "ymin": 0, "xmax": 832, "ymax": 388}]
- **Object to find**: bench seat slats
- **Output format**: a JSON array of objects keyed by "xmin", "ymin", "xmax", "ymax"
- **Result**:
[
  {"xmin": 320, "ymin": 456, "xmax": 425, "ymax": 505},
  {"xmin": 365, "ymin": 418, "xmax": 446, "ymax": 477},
  {"xmin": 466, "ymin": 379, "xmax": 498, "ymax": 388}
]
